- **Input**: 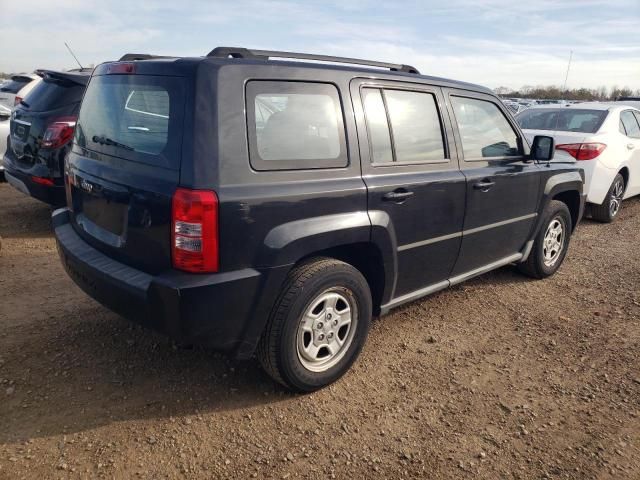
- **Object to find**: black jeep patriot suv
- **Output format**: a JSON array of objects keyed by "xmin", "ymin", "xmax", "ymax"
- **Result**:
[{"xmin": 53, "ymin": 48, "xmax": 586, "ymax": 392}]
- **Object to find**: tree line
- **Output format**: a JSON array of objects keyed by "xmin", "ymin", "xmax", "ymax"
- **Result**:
[{"xmin": 494, "ymin": 85, "xmax": 640, "ymax": 101}]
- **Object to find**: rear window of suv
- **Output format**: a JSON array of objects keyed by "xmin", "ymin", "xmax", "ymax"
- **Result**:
[
  {"xmin": 516, "ymin": 108, "xmax": 607, "ymax": 134},
  {"xmin": 21, "ymin": 77, "xmax": 86, "ymax": 111},
  {"xmin": 74, "ymin": 75, "xmax": 185, "ymax": 169}
]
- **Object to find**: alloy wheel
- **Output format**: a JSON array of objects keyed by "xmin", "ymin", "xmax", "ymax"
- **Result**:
[
  {"xmin": 296, "ymin": 288, "xmax": 357, "ymax": 373},
  {"xmin": 543, "ymin": 217, "xmax": 564, "ymax": 267}
]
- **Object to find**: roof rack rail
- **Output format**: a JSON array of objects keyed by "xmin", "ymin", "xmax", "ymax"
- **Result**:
[
  {"xmin": 118, "ymin": 53, "xmax": 175, "ymax": 61},
  {"xmin": 206, "ymin": 47, "xmax": 420, "ymax": 74}
]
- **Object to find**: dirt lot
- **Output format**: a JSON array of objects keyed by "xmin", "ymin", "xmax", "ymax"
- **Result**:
[{"xmin": 0, "ymin": 182, "xmax": 639, "ymax": 480}]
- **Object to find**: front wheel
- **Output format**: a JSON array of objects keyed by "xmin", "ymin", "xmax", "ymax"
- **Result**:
[
  {"xmin": 518, "ymin": 200, "xmax": 572, "ymax": 279},
  {"xmin": 591, "ymin": 173, "xmax": 625, "ymax": 223},
  {"xmin": 257, "ymin": 258, "xmax": 372, "ymax": 392}
]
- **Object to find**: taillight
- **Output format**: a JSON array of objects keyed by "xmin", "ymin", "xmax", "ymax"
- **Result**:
[
  {"xmin": 41, "ymin": 116, "xmax": 77, "ymax": 149},
  {"xmin": 556, "ymin": 143, "xmax": 606, "ymax": 161},
  {"xmin": 171, "ymin": 188, "xmax": 219, "ymax": 273},
  {"xmin": 31, "ymin": 176, "xmax": 54, "ymax": 186},
  {"xmin": 14, "ymin": 96, "xmax": 22, "ymax": 106}
]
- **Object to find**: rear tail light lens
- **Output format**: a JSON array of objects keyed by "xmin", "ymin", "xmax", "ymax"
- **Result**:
[
  {"xmin": 171, "ymin": 188, "xmax": 219, "ymax": 273},
  {"xmin": 41, "ymin": 116, "xmax": 77, "ymax": 149},
  {"xmin": 556, "ymin": 143, "xmax": 606, "ymax": 161},
  {"xmin": 14, "ymin": 96, "xmax": 22, "ymax": 106},
  {"xmin": 31, "ymin": 176, "xmax": 54, "ymax": 186}
]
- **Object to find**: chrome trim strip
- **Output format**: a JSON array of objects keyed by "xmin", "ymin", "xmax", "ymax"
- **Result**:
[
  {"xmin": 12, "ymin": 119, "xmax": 31, "ymax": 126},
  {"xmin": 381, "ymin": 280, "xmax": 450, "ymax": 312},
  {"xmin": 462, "ymin": 213, "xmax": 537, "ymax": 236},
  {"xmin": 397, "ymin": 213, "xmax": 537, "ymax": 252},
  {"xmin": 380, "ymin": 253, "xmax": 523, "ymax": 314},
  {"xmin": 448, "ymin": 253, "xmax": 523, "ymax": 286},
  {"xmin": 397, "ymin": 231, "xmax": 462, "ymax": 252}
]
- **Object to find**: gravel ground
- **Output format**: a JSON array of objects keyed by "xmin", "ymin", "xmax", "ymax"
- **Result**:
[{"xmin": 0, "ymin": 182, "xmax": 639, "ymax": 479}]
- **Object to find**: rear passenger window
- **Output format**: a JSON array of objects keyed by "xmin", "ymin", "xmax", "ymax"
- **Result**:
[
  {"xmin": 246, "ymin": 81, "xmax": 347, "ymax": 171},
  {"xmin": 362, "ymin": 87, "xmax": 446, "ymax": 164},
  {"xmin": 362, "ymin": 89, "xmax": 393, "ymax": 163},
  {"xmin": 620, "ymin": 111, "xmax": 640, "ymax": 138},
  {"xmin": 451, "ymin": 96, "xmax": 520, "ymax": 159}
]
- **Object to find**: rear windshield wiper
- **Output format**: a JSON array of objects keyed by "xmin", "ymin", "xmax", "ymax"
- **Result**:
[{"xmin": 92, "ymin": 135, "xmax": 134, "ymax": 151}]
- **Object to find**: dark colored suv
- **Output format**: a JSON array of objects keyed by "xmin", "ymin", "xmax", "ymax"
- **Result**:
[
  {"xmin": 53, "ymin": 48, "xmax": 586, "ymax": 391},
  {"xmin": 3, "ymin": 69, "xmax": 91, "ymax": 206}
]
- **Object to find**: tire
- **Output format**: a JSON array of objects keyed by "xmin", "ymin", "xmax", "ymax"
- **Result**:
[
  {"xmin": 257, "ymin": 257, "xmax": 372, "ymax": 392},
  {"xmin": 591, "ymin": 173, "xmax": 625, "ymax": 223},
  {"xmin": 518, "ymin": 200, "xmax": 572, "ymax": 279}
]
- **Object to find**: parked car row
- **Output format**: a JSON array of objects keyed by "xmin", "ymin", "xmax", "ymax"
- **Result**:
[
  {"xmin": 0, "ymin": 73, "xmax": 40, "ymax": 109},
  {"xmin": 2, "ymin": 69, "xmax": 91, "ymax": 203},
  {"xmin": 516, "ymin": 103, "xmax": 640, "ymax": 222},
  {"xmin": 0, "ymin": 48, "xmax": 634, "ymax": 392}
]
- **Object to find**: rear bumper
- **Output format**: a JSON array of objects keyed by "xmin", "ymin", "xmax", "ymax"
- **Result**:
[
  {"xmin": 53, "ymin": 208, "xmax": 289, "ymax": 358},
  {"xmin": 4, "ymin": 165, "xmax": 65, "ymax": 206}
]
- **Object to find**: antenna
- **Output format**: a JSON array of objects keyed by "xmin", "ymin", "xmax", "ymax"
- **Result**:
[
  {"xmin": 64, "ymin": 42, "xmax": 84, "ymax": 70},
  {"xmin": 562, "ymin": 50, "xmax": 573, "ymax": 92}
]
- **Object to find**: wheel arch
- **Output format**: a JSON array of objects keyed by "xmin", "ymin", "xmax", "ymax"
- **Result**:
[
  {"xmin": 295, "ymin": 242, "xmax": 388, "ymax": 316},
  {"xmin": 551, "ymin": 189, "xmax": 581, "ymax": 232},
  {"xmin": 618, "ymin": 166, "xmax": 630, "ymax": 189}
]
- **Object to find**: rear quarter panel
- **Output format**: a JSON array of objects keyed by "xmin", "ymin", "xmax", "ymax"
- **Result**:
[{"xmin": 188, "ymin": 62, "xmax": 370, "ymax": 273}]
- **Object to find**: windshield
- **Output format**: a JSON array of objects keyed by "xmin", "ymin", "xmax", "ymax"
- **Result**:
[
  {"xmin": 74, "ymin": 74, "xmax": 185, "ymax": 169},
  {"xmin": 516, "ymin": 108, "xmax": 607, "ymax": 133}
]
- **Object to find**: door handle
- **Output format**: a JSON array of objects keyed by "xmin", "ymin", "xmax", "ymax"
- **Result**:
[
  {"xmin": 382, "ymin": 189, "xmax": 414, "ymax": 203},
  {"xmin": 473, "ymin": 179, "xmax": 495, "ymax": 191},
  {"xmin": 627, "ymin": 144, "xmax": 635, "ymax": 150}
]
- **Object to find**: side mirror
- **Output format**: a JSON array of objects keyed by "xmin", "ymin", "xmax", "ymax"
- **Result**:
[{"xmin": 530, "ymin": 135, "xmax": 555, "ymax": 161}]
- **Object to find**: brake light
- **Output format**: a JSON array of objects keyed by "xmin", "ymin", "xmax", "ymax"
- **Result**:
[
  {"xmin": 106, "ymin": 63, "xmax": 135, "ymax": 74},
  {"xmin": 31, "ymin": 176, "xmax": 54, "ymax": 186},
  {"xmin": 172, "ymin": 188, "xmax": 219, "ymax": 273},
  {"xmin": 14, "ymin": 96, "xmax": 22, "ymax": 106},
  {"xmin": 556, "ymin": 143, "xmax": 606, "ymax": 161},
  {"xmin": 41, "ymin": 116, "xmax": 77, "ymax": 149}
]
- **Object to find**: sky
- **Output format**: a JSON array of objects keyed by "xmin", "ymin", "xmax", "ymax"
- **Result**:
[{"xmin": 1, "ymin": 0, "xmax": 639, "ymax": 90}]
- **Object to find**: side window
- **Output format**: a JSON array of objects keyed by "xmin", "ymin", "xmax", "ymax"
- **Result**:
[
  {"xmin": 620, "ymin": 119, "xmax": 628, "ymax": 135},
  {"xmin": 451, "ymin": 96, "xmax": 520, "ymax": 159},
  {"xmin": 362, "ymin": 89, "xmax": 393, "ymax": 163},
  {"xmin": 620, "ymin": 110, "xmax": 640, "ymax": 139},
  {"xmin": 246, "ymin": 81, "xmax": 347, "ymax": 171},
  {"xmin": 361, "ymin": 87, "xmax": 447, "ymax": 164},
  {"xmin": 385, "ymin": 90, "xmax": 446, "ymax": 162}
]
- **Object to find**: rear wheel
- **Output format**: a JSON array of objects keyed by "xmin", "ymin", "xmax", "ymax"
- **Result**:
[
  {"xmin": 518, "ymin": 200, "xmax": 572, "ymax": 279},
  {"xmin": 591, "ymin": 173, "xmax": 625, "ymax": 223},
  {"xmin": 257, "ymin": 258, "xmax": 372, "ymax": 392}
]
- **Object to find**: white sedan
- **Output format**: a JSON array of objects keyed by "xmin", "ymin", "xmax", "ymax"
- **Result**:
[{"xmin": 517, "ymin": 103, "xmax": 640, "ymax": 222}]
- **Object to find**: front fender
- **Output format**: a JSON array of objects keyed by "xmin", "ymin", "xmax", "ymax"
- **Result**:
[{"xmin": 534, "ymin": 170, "xmax": 585, "ymax": 235}]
